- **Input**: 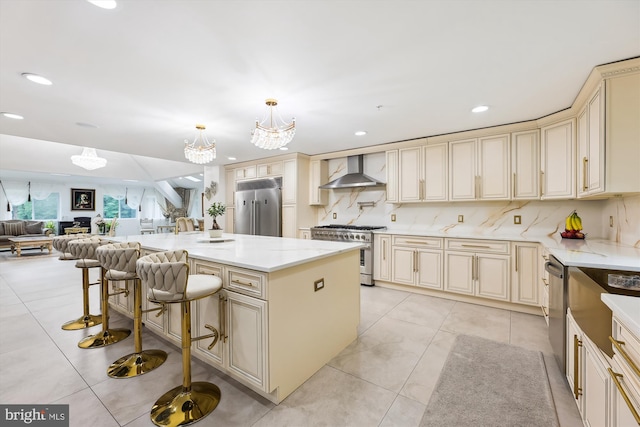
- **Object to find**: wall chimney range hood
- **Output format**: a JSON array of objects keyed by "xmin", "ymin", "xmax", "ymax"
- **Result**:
[{"xmin": 320, "ymin": 155, "xmax": 386, "ymax": 189}]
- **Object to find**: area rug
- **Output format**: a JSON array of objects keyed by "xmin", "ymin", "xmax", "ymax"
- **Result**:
[{"xmin": 419, "ymin": 334, "xmax": 559, "ymax": 427}]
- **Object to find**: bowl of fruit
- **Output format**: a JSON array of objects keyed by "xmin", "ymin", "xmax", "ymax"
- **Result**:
[{"xmin": 561, "ymin": 211, "xmax": 586, "ymax": 239}]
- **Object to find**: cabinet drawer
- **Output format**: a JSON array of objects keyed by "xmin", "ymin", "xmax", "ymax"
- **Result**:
[
  {"xmin": 192, "ymin": 260, "xmax": 223, "ymax": 277},
  {"xmin": 226, "ymin": 267, "xmax": 266, "ymax": 299},
  {"xmin": 445, "ymin": 238, "xmax": 510, "ymax": 254},
  {"xmin": 613, "ymin": 317, "xmax": 640, "ymax": 393},
  {"xmin": 392, "ymin": 235, "xmax": 443, "ymax": 249}
]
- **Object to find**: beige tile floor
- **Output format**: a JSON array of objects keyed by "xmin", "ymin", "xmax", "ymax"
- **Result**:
[{"xmin": 0, "ymin": 251, "xmax": 583, "ymax": 426}]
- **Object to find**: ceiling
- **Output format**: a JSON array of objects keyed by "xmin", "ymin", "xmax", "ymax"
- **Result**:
[{"xmin": 0, "ymin": 0, "xmax": 639, "ymax": 187}]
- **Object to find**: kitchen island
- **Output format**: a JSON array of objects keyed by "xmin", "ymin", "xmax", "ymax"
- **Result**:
[{"xmin": 108, "ymin": 232, "xmax": 363, "ymax": 404}]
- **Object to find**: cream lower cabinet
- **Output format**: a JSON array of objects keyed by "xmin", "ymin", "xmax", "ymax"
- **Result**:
[
  {"xmin": 391, "ymin": 236, "xmax": 443, "ymax": 290},
  {"xmin": 373, "ymin": 234, "xmax": 391, "ymax": 282},
  {"xmin": 192, "ymin": 261, "xmax": 269, "ymax": 392},
  {"xmin": 566, "ymin": 309, "xmax": 616, "ymax": 427},
  {"xmin": 511, "ymin": 243, "xmax": 539, "ymax": 306},
  {"xmin": 444, "ymin": 239, "xmax": 510, "ymax": 301},
  {"xmin": 610, "ymin": 316, "xmax": 640, "ymax": 427}
]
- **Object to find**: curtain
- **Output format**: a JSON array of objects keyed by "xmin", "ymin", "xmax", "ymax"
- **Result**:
[
  {"xmin": 103, "ymin": 185, "xmax": 126, "ymax": 200},
  {"xmin": 3, "ymin": 180, "xmax": 29, "ymax": 206},
  {"xmin": 124, "ymin": 187, "xmax": 145, "ymax": 210},
  {"xmin": 155, "ymin": 190, "xmax": 168, "ymax": 218},
  {"xmin": 30, "ymin": 182, "xmax": 55, "ymax": 200},
  {"xmin": 187, "ymin": 188, "xmax": 197, "ymax": 217}
]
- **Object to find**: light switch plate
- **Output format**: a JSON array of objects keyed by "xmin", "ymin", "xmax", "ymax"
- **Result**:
[
  {"xmin": 314, "ymin": 278, "xmax": 324, "ymax": 292},
  {"xmin": 333, "ymin": 213, "xmax": 337, "ymax": 219},
  {"xmin": 514, "ymin": 215, "xmax": 521, "ymax": 224},
  {"xmin": 391, "ymin": 214, "xmax": 396, "ymax": 222},
  {"xmin": 609, "ymin": 216, "xmax": 614, "ymax": 227},
  {"xmin": 458, "ymin": 215, "xmax": 464, "ymax": 223}
]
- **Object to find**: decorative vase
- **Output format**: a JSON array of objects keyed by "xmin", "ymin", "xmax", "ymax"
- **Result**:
[{"xmin": 209, "ymin": 229, "xmax": 223, "ymax": 238}]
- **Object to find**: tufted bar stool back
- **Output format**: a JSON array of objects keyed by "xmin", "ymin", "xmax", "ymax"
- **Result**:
[
  {"xmin": 77, "ymin": 242, "xmax": 135, "ymax": 349},
  {"xmin": 137, "ymin": 250, "xmax": 223, "ymax": 427},
  {"xmin": 93, "ymin": 242, "xmax": 167, "ymax": 378},
  {"xmin": 52, "ymin": 234, "xmax": 84, "ymax": 260},
  {"xmin": 61, "ymin": 237, "xmax": 104, "ymax": 330}
]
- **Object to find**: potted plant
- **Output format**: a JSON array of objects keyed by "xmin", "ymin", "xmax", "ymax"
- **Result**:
[
  {"xmin": 207, "ymin": 202, "xmax": 226, "ymax": 237},
  {"xmin": 44, "ymin": 221, "xmax": 56, "ymax": 235}
]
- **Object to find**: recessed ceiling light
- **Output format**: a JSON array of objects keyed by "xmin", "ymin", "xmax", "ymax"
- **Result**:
[
  {"xmin": 87, "ymin": 0, "xmax": 117, "ymax": 9},
  {"xmin": 21, "ymin": 73, "xmax": 52, "ymax": 85},
  {"xmin": 279, "ymin": 147, "xmax": 289, "ymax": 151},
  {"xmin": 472, "ymin": 105, "xmax": 489, "ymax": 113},
  {"xmin": 123, "ymin": 179, "xmax": 138, "ymax": 182},
  {"xmin": 51, "ymin": 173, "xmax": 71, "ymax": 177},
  {"xmin": 227, "ymin": 157, "xmax": 236, "ymax": 160},
  {"xmin": 355, "ymin": 131, "xmax": 367, "ymax": 136},
  {"xmin": 1, "ymin": 112, "xmax": 24, "ymax": 119},
  {"xmin": 184, "ymin": 176, "xmax": 201, "ymax": 182}
]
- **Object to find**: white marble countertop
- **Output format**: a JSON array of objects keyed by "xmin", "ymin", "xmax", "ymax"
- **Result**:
[
  {"xmin": 602, "ymin": 294, "xmax": 640, "ymax": 337},
  {"xmin": 374, "ymin": 228, "xmax": 640, "ymax": 272},
  {"xmin": 109, "ymin": 232, "xmax": 363, "ymax": 272}
]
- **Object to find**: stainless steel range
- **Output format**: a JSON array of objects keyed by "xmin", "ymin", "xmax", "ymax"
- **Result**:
[{"xmin": 310, "ymin": 224, "xmax": 387, "ymax": 286}]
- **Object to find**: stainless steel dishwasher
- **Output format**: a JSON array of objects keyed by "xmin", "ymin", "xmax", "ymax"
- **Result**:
[{"xmin": 546, "ymin": 254, "xmax": 568, "ymax": 374}]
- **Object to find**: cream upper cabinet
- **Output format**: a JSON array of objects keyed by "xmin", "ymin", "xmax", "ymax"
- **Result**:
[
  {"xmin": 578, "ymin": 84, "xmax": 605, "ymax": 198},
  {"xmin": 579, "ymin": 73, "xmax": 640, "ymax": 198},
  {"xmin": 393, "ymin": 144, "xmax": 447, "ymax": 203},
  {"xmin": 398, "ymin": 147, "xmax": 422, "ymax": 202},
  {"xmin": 281, "ymin": 205, "xmax": 296, "ymax": 238},
  {"xmin": 423, "ymin": 143, "xmax": 448, "ymax": 201},
  {"xmin": 257, "ymin": 161, "xmax": 283, "ymax": 178},
  {"xmin": 449, "ymin": 139, "xmax": 477, "ymax": 200},
  {"xmin": 449, "ymin": 135, "xmax": 510, "ymax": 201},
  {"xmin": 309, "ymin": 159, "xmax": 328, "ymax": 206},
  {"xmin": 511, "ymin": 243, "xmax": 539, "ymax": 306},
  {"xmin": 385, "ymin": 150, "xmax": 398, "ymax": 203},
  {"xmin": 225, "ymin": 168, "xmax": 236, "ymax": 206},
  {"xmin": 511, "ymin": 130, "xmax": 540, "ymax": 200},
  {"xmin": 541, "ymin": 118, "xmax": 576, "ymax": 199},
  {"xmin": 282, "ymin": 159, "xmax": 297, "ymax": 204},
  {"xmin": 373, "ymin": 234, "xmax": 391, "ymax": 282},
  {"xmin": 235, "ymin": 165, "xmax": 257, "ymax": 181}
]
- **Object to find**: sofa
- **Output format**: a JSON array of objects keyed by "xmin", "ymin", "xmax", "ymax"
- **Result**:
[{"xmin": 0, "ymin": 220, "xmax": 53, "ymax": 250}]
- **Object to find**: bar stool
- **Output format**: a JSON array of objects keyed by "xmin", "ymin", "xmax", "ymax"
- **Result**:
[
  {"xmin": 98, "ymin": 242, "xmax": 167, "ymax": 378},
  {"xmin": 77, "ymin": 243, "xmax": 133, "ymax": 349},
  {"xmin": 62, "ymin": 237, "xmax": 103, "ymax": 330},
  {"xmin": 52, "ymin": 234, "xmax": 83, "ymax": 260},
  {"xmin": 137, "ymin": 250, "xmax": 222, "ymax": 427}
]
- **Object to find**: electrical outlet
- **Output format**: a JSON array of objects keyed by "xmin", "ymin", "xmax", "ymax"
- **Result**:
[
  {"xmin": 610, "ymin": 216, "xmax": 614, "ymax": 227},
  {"xmin": 458, "ymin": 215, "xmax": 464, "ymax": 223},
  {"xmin": 333, "ymin": 213, "xmax": 337, "ymax": 219},
  {"xmin": 391, "ymin": 214, "xmax": 396, "ymax": 222},
  {"xmin": 314, "ymin": 278, "xmax": 324, "ymax": 292},
  {"xmin": 514, "ymin": 215, "xmax": 521, "ymax": 225}
]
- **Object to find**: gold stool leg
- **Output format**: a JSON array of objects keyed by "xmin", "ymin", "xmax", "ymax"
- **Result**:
[
  {"xmin": 78, "ymin": 268, "xmax": 131, "ymax": 349},
  {"xmin": 62, "ymin": 266, "xmax": 102, "ymax": 330},
  {"xmin": 107, "ymin": 278, "xmax": 167, "ymax": 378},
  {"xmin": 150, "ymin": 301, "xmax": 220, "ymax": 427}
]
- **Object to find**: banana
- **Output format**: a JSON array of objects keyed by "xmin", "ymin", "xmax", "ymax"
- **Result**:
[
  {"xmin": 565, "ymin": 214, "xmax": 574, "ymax": 231},
  {"xmin": 573, "ymin": 212, "xmax": 582, "ymax": 231}
]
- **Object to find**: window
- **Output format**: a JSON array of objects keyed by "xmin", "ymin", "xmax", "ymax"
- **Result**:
[
  {"xmin": 103, "ymin": 196, "xmax": 136, "ymax": 219},
  {"xmin": 11, "ymin": 193, "xmax": 60, "ymax": 220}
]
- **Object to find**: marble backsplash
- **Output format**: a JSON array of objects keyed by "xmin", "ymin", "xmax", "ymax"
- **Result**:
[{"xmin": 315, "ymin": 153, "xmax": 639, "ymax": 247}]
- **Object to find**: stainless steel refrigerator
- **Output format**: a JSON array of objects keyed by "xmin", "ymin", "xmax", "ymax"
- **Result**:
[{"xmin": 235, "ymin": 177, "xmax": 282, "ymax": 237}]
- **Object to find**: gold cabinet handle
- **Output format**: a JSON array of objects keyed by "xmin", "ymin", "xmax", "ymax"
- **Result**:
[
  {"xmin": 610, "ymin": 336, "xmax": 640, "ymax": 377},
  {"xmin": 608, "ymin": 368, "xmax": 640, "ymax": 425},
  {"xmin": 515, "ymin": 245, "xmax": 519, "ymax": 272},
  {"xmin": 413, "ymin": 250, "xmax": 418, "ymax": 273},
  {"xmin": 219, "ymin": 294, "xmax": 228, "ymax": 343},
  {"xmin": 512, "ymin": 173, "xmax": 516, "ymax": 199},
  {"xmin": 461, "ymin": 244, "xmax": 491, "ymax": 249},
  {"xmin": 582, "ymin": 157, "xmax": 589, "ymax": 191},
  {"xmin": 232, "ymin": 279, "xmax": 254, "ymax": 287},
  {"xmin": 382, "ymin": 239, "xmax": 386, "ymax": 261},
  {"xmin": 540, "ymin": 171, "xmax": 545, "ymax": 196},
  {"xmin": 574, "ymin": 335, "xmax": 583, "ymax": 400},
  {"xmin": 419, "ymin": 179, "xmax": 425, "ymax": 200}
]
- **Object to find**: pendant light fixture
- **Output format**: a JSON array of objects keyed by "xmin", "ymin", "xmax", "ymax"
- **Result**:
[
  {"xmin": 250, "ymin": 98, "xmax": 296, "ymax": 150},
  {"xmin": 0, "ymin": 181, "xmax": 9, "ymax": 211},
  {"xmin": 27, "ymin": 181, "xmax": 31, "ymax": 202},
  {"xmin": 184, "ymin": 124, "xmax": 216, "ymax": 164},
  {"xmin": 71, "ymin": 147, "xmax": 107, "ymax": 170}
]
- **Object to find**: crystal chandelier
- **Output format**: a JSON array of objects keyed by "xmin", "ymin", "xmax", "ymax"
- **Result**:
[
  {"xmin": 251, "ymin": 98, "xmax": 296, "ymax": 150},
  {"xmin": 184, "ymin": 124, "xmax": 216, "ymax": 164},
  {"xmin": 71, "ymin": 147, "xmax": 107, "ymax": 170}
]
